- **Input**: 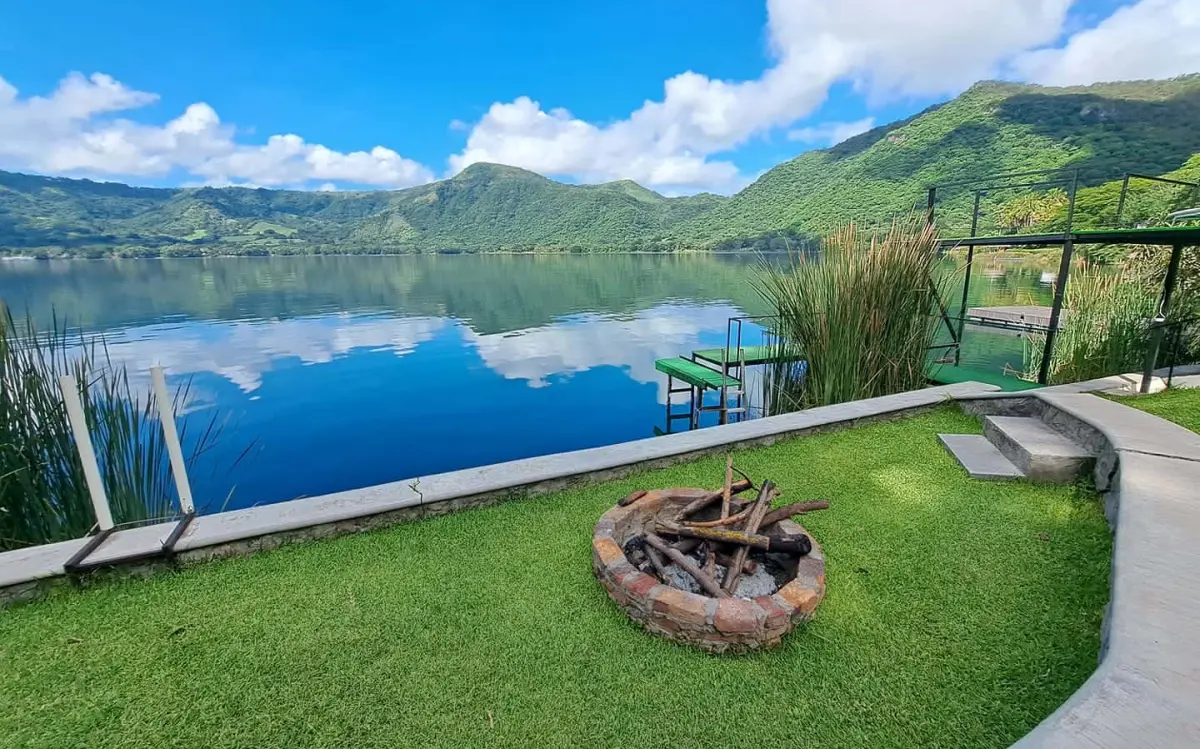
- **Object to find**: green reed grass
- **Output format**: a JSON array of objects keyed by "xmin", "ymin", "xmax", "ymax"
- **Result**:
[
  {"xmin": 756, "ymin": 217, "xmax": 951, "ymax": 411},
  {"xmin": 0, "ymin": 305, "xmax": 230, "ymax": 549},
  {"xmin": 1024, "ymin": 270, "xmax": 1159, "ymax": 385}
]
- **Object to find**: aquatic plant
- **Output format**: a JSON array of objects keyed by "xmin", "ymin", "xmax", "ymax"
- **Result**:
[
  {"xmin": 0, "ymin": 304, "xmax": 228, "ymax": 550},
  {"xmin": 1023, "ymin": 270, "xmax": 1160, "ymax": 385},
  {"xmin": 756, "ymin": 217, "xmax": 950, "ymax": 410}
]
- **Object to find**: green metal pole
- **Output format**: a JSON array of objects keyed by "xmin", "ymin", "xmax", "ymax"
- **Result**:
[{"xmin": 955, "ymin": 191, "xmax": 983, "ymax": 366}]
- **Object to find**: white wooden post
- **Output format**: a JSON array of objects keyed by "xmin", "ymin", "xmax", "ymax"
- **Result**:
[
  {"xmin": 59, "ymin": 375, "xmax": 115, "ymax": 531},
  {"xmin": 150, "ymin": 366, "xmax": 195, "ymax": 515}
]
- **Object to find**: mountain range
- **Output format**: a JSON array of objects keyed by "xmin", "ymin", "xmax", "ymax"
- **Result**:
[{"xmin": 2, "ymin": 75, "xmax": 1199, "ymax": 258}]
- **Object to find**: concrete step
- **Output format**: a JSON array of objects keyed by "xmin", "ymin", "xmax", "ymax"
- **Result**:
[
  {"xmin": 983, "ymin": 415, "xmax": 1094, "ymax": 483},
  {"xmin": 937, "ymin": 434, "xmax": 1026, "ymax": 481}
]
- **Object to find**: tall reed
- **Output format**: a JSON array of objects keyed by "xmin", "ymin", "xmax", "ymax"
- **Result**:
[
  {"xmin": 1023, "ymin": 270, "xmax": 1158, "ymax": 385},
  {"xmin": 756, "ymin": 217, "xmax": 950, "ymax": 410},
  {"xmin": 0, "ymin": 305, "xmax": 226, "ymax": 550}
]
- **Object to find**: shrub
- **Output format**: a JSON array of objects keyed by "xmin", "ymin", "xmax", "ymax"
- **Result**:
[
  {"xmin": 1023, "ymin": 271, "xmax": 1159, "ymax": 385},
  {"xmin": 0, "ymin": 305, "xmax": 227, "ymax": 549},
  {"xmin": 756, "ymin": 217, "xmax": 951, "ymax": 410}
]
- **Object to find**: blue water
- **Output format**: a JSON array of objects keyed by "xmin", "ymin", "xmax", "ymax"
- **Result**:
[{"xmin": 0, "ymin": 253, "xmax": 1049, "ymax": 512}]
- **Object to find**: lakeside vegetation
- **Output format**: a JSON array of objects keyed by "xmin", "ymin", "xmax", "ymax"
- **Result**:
[
  {"xmin": 2, "ymin": 76, "xmax": 1199, "ymax": 258},
  {"xmin": 0, "ymin": 407, "xmax": 1110, "ymax": 748},
  {"xmin": 758, "ymin": 217, "xmax": 949, "ymax": 409},
  {"xmin": 0, "ymin": 307, "xmax": 230, "ymax": 548}
]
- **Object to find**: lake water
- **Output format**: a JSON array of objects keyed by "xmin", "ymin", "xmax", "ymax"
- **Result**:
[{"xmin": 0, "ymin": 253, "xmax": 1052, "ymax": 512}]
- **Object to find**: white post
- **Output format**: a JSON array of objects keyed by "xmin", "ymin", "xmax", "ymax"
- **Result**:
[
  {"xmin": 59, "ymin": 375, "xmax": 115, "ymax": 531},
  {"xmin": 150, "ymin": 366, "xmax": 195, "ymax": 515}
]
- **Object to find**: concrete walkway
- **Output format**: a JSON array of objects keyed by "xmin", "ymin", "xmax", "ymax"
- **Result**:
[{"xmin": 957, "ymin": 389, "xmax": 1200, "ymax": 748}]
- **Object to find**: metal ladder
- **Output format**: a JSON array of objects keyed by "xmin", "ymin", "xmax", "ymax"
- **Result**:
[{"xmin": 696, "ymin": 317, "xmax": 749, "ymax": 426}]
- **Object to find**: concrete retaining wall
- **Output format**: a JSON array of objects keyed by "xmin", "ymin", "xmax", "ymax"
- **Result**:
[{"xmin": 0, "ymin": 381, "xmax": 995, "ymax": 606}]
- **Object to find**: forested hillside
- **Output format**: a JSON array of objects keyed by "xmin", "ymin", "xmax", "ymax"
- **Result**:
[
  {"xmin": 2, "ymin": 75, "xmax": 1199, "ymax": 257},
  {"xmin": 0, "ymin": 164, "xmax": 725, "ymax": 257},
  {"xmin": 673, "ymin": 75, "xmax": 1200, "ymax": 244}
]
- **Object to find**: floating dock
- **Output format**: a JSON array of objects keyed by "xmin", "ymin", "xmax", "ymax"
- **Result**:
[{"xmin": 966, "ymin": 305, "xmax": 1056, "ymax": 331}]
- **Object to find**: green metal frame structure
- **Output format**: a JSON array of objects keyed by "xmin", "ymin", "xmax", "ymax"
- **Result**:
[{"xmin": 927, "ymin": 169, "xmax": 1200, "ymax": 386}]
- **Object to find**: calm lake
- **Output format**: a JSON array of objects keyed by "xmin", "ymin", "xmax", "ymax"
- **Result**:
[{"xmin": 0, "ymin": 253, "xmax": 1051, "ymax": 512}]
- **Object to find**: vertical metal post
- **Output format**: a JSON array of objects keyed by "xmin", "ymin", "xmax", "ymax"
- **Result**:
[
  {"xmin": 1038, "ymin": 173, "xmax": 1079, "ymax": 385},
  {"xmin": 955, "ymin": 190, "xmax": 983, "ymax": 366},
  {"xmin": 665, "ymin": 375, "xmax": 673, "ymax": 433},
  {"xmin": 1115, "ymin": 174, "xmax": 1131, "ymax": 226},
  {"xmin": 59, "ymin": 375, "xmax": 114, "ymax": 531},
  {"xmin": 1160, "ymin": 242, "xmax": 1184, "ymax": 316},
  {"xmin": 1139, "ymin": 243, "xmax": 1184, "ymax": 393},
  {"xmin": 926, "ymin": 187, "xmax": 937, "ymax": 227},
  {"xmin": 151, "ymin": 366, "xmax": 194, "ymax": 515}
]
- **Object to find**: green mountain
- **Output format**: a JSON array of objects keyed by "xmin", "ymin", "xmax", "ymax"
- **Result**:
[
  {"xmin": 2, "ymin": 75, "xmax": 1199, "ymax": 258},
  {"xmin": 0, "ymin": 163, "xmax": 726, "ymax": 257},
  {"xmin": 674, "ymin": 75, "xmax": 1200, "ymax": 245}
]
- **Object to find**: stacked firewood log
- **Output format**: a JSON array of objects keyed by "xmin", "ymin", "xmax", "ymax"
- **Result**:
[{"xmin": 619, "ymin": 458, "xmax": 828, "ymax": 598}]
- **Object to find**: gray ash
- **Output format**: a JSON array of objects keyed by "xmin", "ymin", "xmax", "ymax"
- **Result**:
[{"xmin": 624, "ymin": 534, "xmax": 799, "ymax": 599}]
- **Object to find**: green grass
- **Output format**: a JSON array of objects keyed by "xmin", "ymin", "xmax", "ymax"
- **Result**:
[
  {"xmin": 0, "ymin": 407, "xmax": 1111, "ymax": 749},
  {"xmin": 1106, "ymin": 386, "xmax": 1200, "ymax": 433}
]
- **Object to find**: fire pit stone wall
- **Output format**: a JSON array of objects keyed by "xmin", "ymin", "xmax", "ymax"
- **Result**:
[{"xmin": 593, "ymin": 488, "xmax": 825, "ymax": 653}]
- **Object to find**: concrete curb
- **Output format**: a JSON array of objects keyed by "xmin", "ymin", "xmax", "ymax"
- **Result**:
[
  {"xmin": 972, "ymin": 390, "xmax": 1200, "ymax": 748},
  {"xmin": 0, "ymin": 381, "xmax": 995, "ymax": 604}
]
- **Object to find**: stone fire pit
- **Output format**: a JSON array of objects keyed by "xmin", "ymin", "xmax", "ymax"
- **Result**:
[{"xmin": 592, "ymin": 487, "xmax": 825, "ymax": 653}]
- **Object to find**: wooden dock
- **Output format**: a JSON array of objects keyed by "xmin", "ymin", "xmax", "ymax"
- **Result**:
[{"xmin": 966, "ymin": 305, "xmax": 1058, "ymax": 331}]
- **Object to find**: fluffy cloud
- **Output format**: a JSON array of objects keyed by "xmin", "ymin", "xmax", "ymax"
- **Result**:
[
  {"xmin": 0, "ymin": 72, "xmax": 434, "ymax": 188},
  {"xmin": 787, "ymin": 117, "xmax": 876, "ymax": 146},
  {"xmin": 451, "ymin": 0, "xmax": 1073, "ymax": 191},
  {"xmin": 1012, "ymin": 0, "xmax": 1200, "ymax": 85},
  {"xmin": 2, "ymin": 1, "xmax": 1197, "ymax": 194},
  {"xmin": 101, "ymin": 313, "xmax": 446, "ymax": 395},
  {"xmin": 465, "ymin": 303, "xmax": 751, "ymax": 404}
]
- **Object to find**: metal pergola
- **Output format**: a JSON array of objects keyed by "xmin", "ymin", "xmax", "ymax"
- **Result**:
[{"xmin": 926, "ymin": 169, "xmax": 1200, "ymax": 386}]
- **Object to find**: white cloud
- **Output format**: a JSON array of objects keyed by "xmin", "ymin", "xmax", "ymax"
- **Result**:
[
  {"xmin": 465, "ymin": 303, "xmax": 749, "ymax": 403},
  {"xmin": 1012, "ymin": 0, "xmax": 1200, "ymax": 85},
  {"xmin": 1, "ymin": 1, "xmax": 1196, "ymax": 195},
  {"xmin": 100, "ymin": 313, "xmax": 446, "ymax": 394},
  {"xmin": 787, "ymin": 117, "xmax": 876, "ymax": 146},
  {"xmin": 0, "ymin": 72, "xmax": 434, "ymax": 189},
  {"xmin": 450, "ymin": 0, "xmax": 1072, "ymax": 191}
]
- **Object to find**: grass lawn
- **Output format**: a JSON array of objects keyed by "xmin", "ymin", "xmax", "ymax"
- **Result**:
[
  {"xmin": 1107, "ymin": 386, "xmax": 1200, "ymax": 433},
  {"xmin": 0, "ymin": 406, "xmax": 1111, "ymax": 749}
]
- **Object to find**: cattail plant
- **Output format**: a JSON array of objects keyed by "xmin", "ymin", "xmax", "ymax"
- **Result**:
[
  {"xmin": 0, "ymin": 305, "xmax": 233, "ymax": 550},
  {"xmin": 756, "ymin": 217, "xmax": 951, "ymax": 411},
  {"xmin": 1024, "ymin": 270, "xmax": 1160, "ymax": 385}
]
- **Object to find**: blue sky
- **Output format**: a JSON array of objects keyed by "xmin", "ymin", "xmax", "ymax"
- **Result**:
[{"xmin": 0, "ymin": 0, "xmax": 1196, "ymax": 193}]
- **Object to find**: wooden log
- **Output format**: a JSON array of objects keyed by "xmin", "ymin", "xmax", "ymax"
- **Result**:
[
  {"xmin": 644, "ymin": 533, "xmax": 728, "ymax": 598},
  {"xmin": 658, "ymin": 523, "xmax": 771, "ymax": 549},
  {"xmin": 617, "ymin": 489, "xmax": 649, "ymax": 507},
  {"xmin": 683, "ymin": 506, "xmax": 753, "ymax": 529},
  {"xmin": 674, "ymin": 478, "xmax": 753, "ymax": 520},
  {"xmin": 759, "ymin": 501, "xmax": 830, "ymax": 528},
  {"xmin": 714, "ymin": 553, "xmax": 758, "ymax": 575},
  {"xmin": 645, "ymin": 544, "xmax": 669, "ymax": 580},
  {"xmin": 765, "ymin": 532, "xmax": 813, "ymax": 557},
  {"xmin": 724, "ymin": 480, "xmax": 775, "ymax": 593},
  {"xmin": 721, "ymin": 456, "xmax": 734, "ymax": 519},
  {"xmin": 660, "ymin": 524, "xmax": 811, "ymax": 557},
  {"xmin": 671, "ymin": 538, "xmax": 703, "ymax": 554}
]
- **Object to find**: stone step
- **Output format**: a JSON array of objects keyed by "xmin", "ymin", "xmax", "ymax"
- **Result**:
[
  {"xmin": 937, "ymin": 434, "xmax": 1026, "ymax": 481},
  {"xmin": 982, "ymin": 415, "xmax": 1094, "ymax": 483}
]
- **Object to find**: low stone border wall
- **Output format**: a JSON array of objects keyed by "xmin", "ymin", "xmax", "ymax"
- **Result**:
[
  {"xmin": 0, "ymin": 381, "xmax": 995, "ymax": 606},
  {"xmin": 592, "ymin": 488, "xmax": 824, "ymax": 653}
]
